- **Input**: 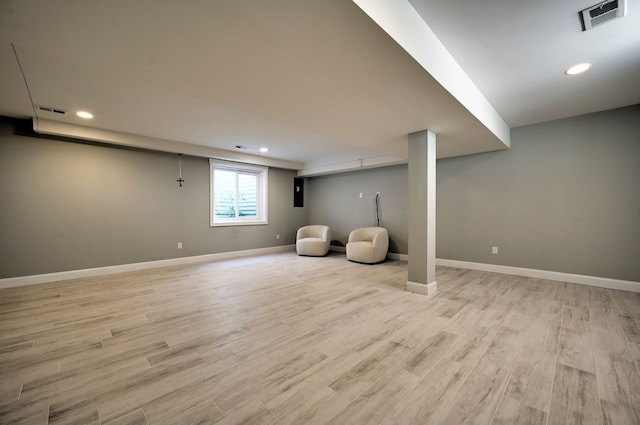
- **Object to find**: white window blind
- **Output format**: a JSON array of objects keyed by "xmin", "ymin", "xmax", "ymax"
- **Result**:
[{"xmin": 210, "ymin": 160, "xmax": 268, "ymax": 226}]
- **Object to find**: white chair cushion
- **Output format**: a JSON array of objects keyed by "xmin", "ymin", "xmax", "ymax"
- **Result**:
[
  {"xmin": 296, "ymin": 225, "xmax": 331, "ymax": 256},
  {"xmin": 346, "ymin": 227, "xmax": 389, "ymax": 264}
]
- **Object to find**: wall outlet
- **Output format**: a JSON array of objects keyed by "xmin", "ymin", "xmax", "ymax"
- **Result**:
[
  {"xmin": 276, "ymin": 234, "xmax": 280, "ymax": 240},
  {"xmin": 177, "ymin": 242, "xmax": 183, "ymax": 249},
  {"xmin": 359, "ymin": 192, "xmax": 363, "ymax": 198},
  {"xmin": 492, "ymin": 246, "xmax": 498, "ymax": 254}
]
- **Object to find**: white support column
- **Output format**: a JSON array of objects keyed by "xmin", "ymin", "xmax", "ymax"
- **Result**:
[{"xmin": 407, "ymin": 130, "xmax": 437, "ymax": 296}]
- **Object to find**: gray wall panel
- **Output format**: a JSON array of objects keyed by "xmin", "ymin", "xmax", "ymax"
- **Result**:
[
  {"xmin": 2, "ymin": 104, "xmax": 638, "ymax": 281},
  {"xmin": 308, "ymin": 165, "xmax": 408, "ymax": 253},
  {"xmin": 437, "ymin": 105, "xmax": 640, "ymax": 281},
  {"xmin": 308, "ymin": 105, "xmax": 640, "ymax": 281},
  {"xmin": 0, "ymin": 119, "xmax": 307, "ymax": 278}
]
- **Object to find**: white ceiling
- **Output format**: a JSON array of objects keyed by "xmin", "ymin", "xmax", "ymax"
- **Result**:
[
  {"xmin": 409, "ymin": 0, "xmax": 640, "ymax": 127},
  {"xmin": 0, "ymin": 0, "xmax": 638, "ymax": 175}
]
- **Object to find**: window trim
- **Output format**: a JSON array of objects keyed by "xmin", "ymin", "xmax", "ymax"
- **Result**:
[{"xmin": 209, "ymin": 159, "xmax": 268, "ymax": 227}]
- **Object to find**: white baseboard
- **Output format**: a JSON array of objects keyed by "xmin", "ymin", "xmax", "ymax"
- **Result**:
[
  {"xmin": 334, "ymin": 246, "xmax": 640, "ymax": 293},
  {"xmin": 407, "ymin": 280, "xmax": 437, "ymax": 296},
  {"xmin": 5, "ymin": 246, "xmax": 636, "ymax": 293},
  {"xmin": 387, "ymin": 252, "xmax": 409, "ymax": 261},
  {"xmin": 436, "ymin": 258, "xmax": 640, "ymax": 293},
  {"xmin": 0, "ymin": 245, "xmax": 296, "ymax": 289}
]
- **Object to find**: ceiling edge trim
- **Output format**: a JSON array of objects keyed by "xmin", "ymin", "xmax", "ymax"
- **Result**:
[
  {"xmin": 33, "ymin": 118, "xmax": 303, "ymax": 170},
  {"xmin": 297, "ymin": 155, "xmax": 406, "ymax": 177}
]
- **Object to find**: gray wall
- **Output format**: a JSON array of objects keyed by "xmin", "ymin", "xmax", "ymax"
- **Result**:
[
  {"xmin": 308, "ymin": 165, "xmax": 409, "ymax": 253},
  {"xmin": 438, "ymin": 105, "xmax": 640, "ymax": 282},
  {"xmin": 0, "ymin": 118, "xmax": 308, "ymax": 278},
  {"xmin": 2, "ymin": 105, "xmax": 639, "ymax": 281},
  {"xmin": 308, "ymin": 105, "xmax": 640, "ymax": 282}
]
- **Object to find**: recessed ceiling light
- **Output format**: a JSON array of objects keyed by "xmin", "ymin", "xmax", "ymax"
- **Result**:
[
  {"xmin": 259, "ymin": 147, "xmax": 269, "ymax": 153},
  {"xmin": 565, "ymin": 63, "xmax": 592, "ymax": 75},
  {"xmin": 76, "ymin": 111, "xmax": 94, "ymax": 119}
]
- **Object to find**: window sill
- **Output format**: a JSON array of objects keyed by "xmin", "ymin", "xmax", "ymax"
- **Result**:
[{"xmin": 210, "ymin": 220, "xmax": 268, "ymax": 227}]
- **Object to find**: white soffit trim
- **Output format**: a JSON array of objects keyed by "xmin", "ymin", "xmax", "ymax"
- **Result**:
[
  {"xmin": 351, "ymin": 0, "xmax": 510, "ymax": 148},
  {"xmin": 33, "ymin": 118, "xmax": 303, "ymax": 170},
  {"xmin": 298, "ymin": 155, "xmax": 406, "ymax": 177}
]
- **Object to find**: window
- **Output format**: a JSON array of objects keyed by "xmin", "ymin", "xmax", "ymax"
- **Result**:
[{"xmin": 210, "ymin": 159, "xmax": 268, "ymax": 226}]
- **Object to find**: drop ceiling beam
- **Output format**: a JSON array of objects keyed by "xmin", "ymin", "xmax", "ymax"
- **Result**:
[
  {"xmin": 352, "ymin": 0, "xmax": 510, "ymax": 148},
  {"xmin": 33, "ymin": 118, "xmax": 303, "ymax": 170}
]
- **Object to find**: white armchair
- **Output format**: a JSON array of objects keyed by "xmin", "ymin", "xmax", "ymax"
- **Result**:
[
  {"xmin": 346, "ymin": 227, "xmax": 389, "ymax": 264},
  {"xmin": 296, "ymin": 225, "xmax": 331, "ymax": 256}
]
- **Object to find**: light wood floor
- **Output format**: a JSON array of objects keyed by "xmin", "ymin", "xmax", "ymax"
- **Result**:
[{"xmin": 1, "ymin": 252, "xmax": 639, "ymax": 425}]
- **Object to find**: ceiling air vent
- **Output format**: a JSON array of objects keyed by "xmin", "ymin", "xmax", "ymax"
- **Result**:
[
  {"xmin": 37, "ymin": 105, "xmax": 68, "ymax": 115},
  {"xmin": 580, "ymin": 0, "xmax": 626, "ymax": 31}
]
